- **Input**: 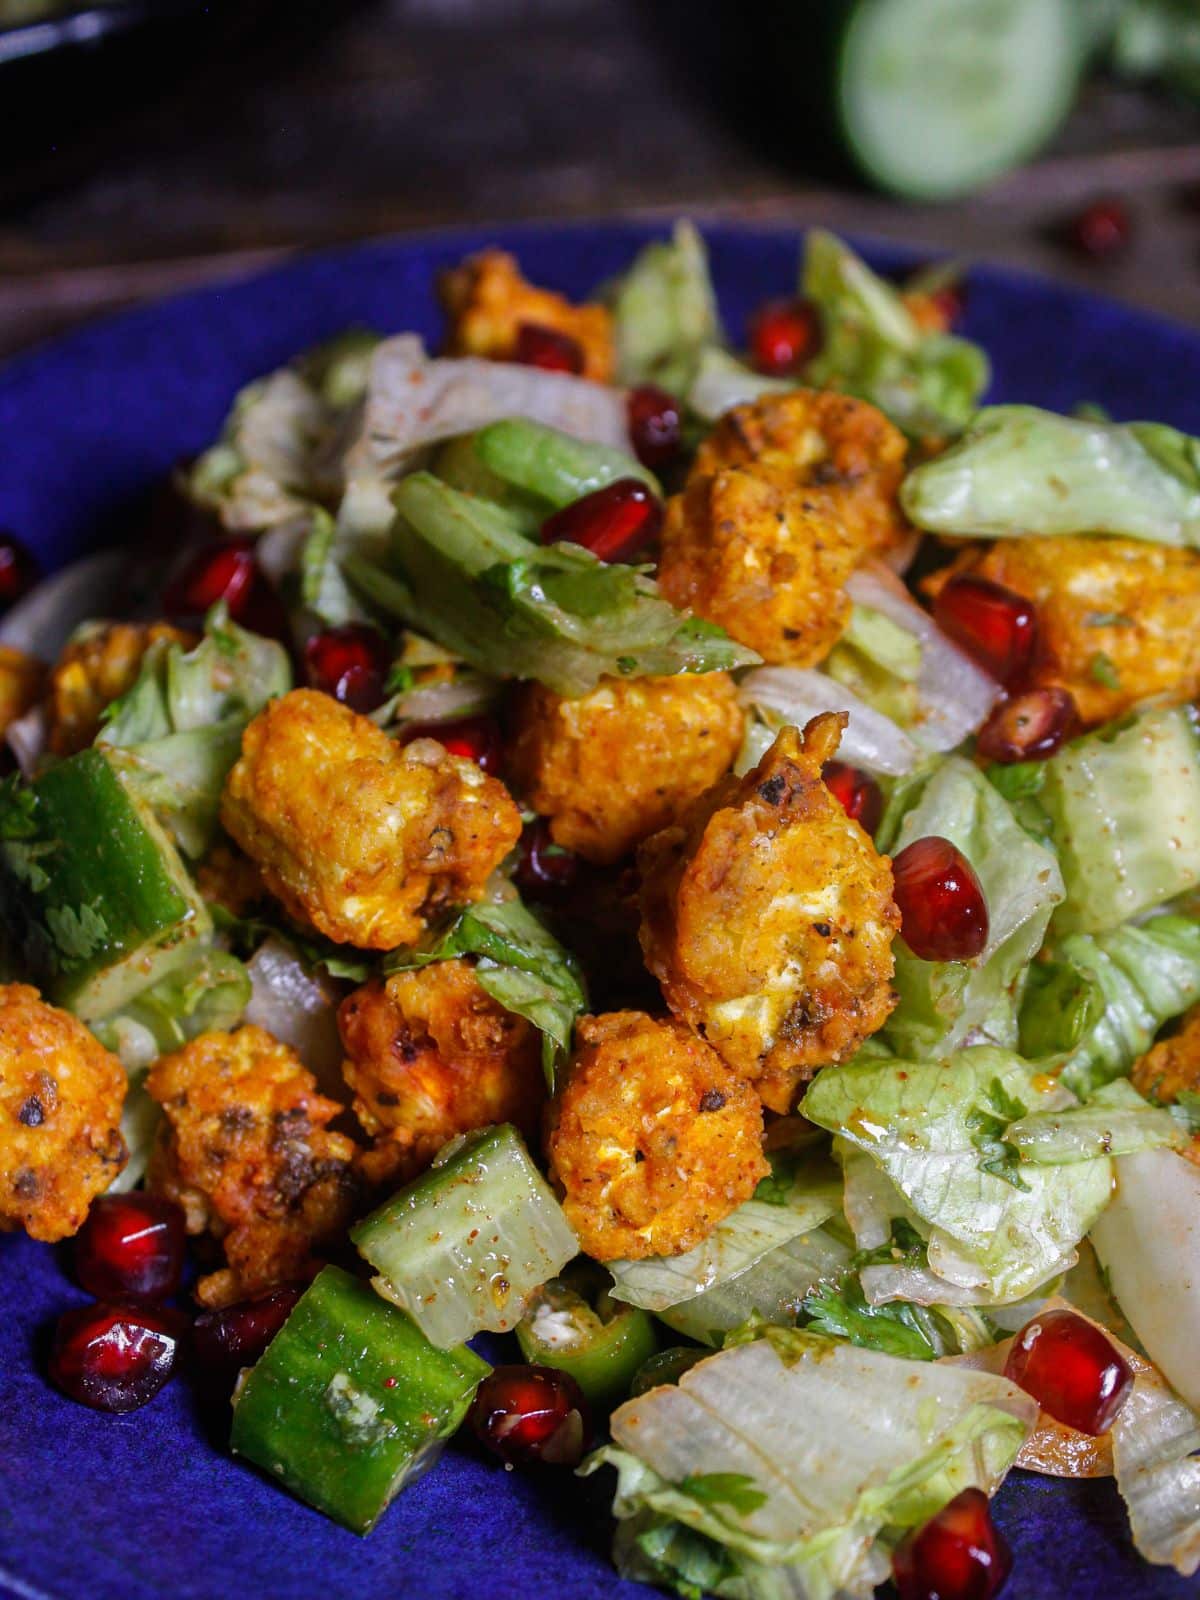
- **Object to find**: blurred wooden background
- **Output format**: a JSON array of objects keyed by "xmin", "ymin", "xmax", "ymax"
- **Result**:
[{"xmin": 2, "ymin": 0, "xmax": 1199, "ymax": 358}]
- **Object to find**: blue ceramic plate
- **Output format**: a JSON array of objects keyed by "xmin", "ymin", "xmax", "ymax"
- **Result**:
[{"xmin": 0, "ymin": 223, "xmax": 1197, "ymax": 1600}]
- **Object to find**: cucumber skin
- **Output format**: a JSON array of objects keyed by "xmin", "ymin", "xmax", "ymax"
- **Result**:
[
  {"xmin": 0, "ymin": 749, "xmax": 210, "ymax": 1018},
  {"xmin": 230, "ymin": 1266, "xmax": 488, "ymax": 1535}
]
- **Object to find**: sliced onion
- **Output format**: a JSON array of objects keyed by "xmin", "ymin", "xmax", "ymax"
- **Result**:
[
  {"xmin": 738, "ymin": 667, "xmax": 920, "ymax": 776},
  {"xmin": 373, "ymin": 671, "xmax": 501, "ymax": 730},
  {"xmin": 861, "ymin": 1263, "xmax": 994, "ymax": 1309},
  {"xmin": 243, "ymin": 937, "xmax": 347, "ymax": 1101},
  {"xmin": 0, "ymin": 548, "xmax": 126, "ymax": 658},
  {"xmin": 5, "ymin": 703, "xmax": 46, "ymax": 777},
  {"xmin": 846, "ymin": 562, "xmax": 1000, "ymax": 752}
]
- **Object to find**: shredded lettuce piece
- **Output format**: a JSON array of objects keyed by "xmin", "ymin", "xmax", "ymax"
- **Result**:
[
  {"xmin": 801, "ymin": 231, "xmax": 989, "ymax": 441},
  {"xmin": 880, "ymin": 757, "xmax": 1064, "ymax": 1056},
  {"xmin": 91, "ymin": 945, "xmax": 251, "ymax": 1069},
  {"xmin": 99, "ymin": 608, "xmax": 291, "ymax": 859},
  {"xmin": 901, "ymin": 404, "xmax": 1200, "ymax": 546},
  {"xmin": 1006, "ymin": 1079, "xmax": 1186, "ymax": 1163},
  {"xmin": 583, "ymin": 1331, "xmax": 1033, "ymax": 1600},
  {"xmin": 346, "ymin": 472, "xmax": 757, "ymax": 696},
  {"xmin": 383, "ymin": 894, "xmax": 586, "ymax": 1088},
  {"xmin": 1111, "ymin": 1366, "xmax": 1200, "ymax": 1576},
  {"xmin": 607, "ymin": 220, "xmax": 724, "ymax": 393},
  {"xmin": 299, "ymin": 506, "xmax": 369, "ymax": 627},
  {"xmin": 803, "ymin": 1048, "xmax": 1112, "ymax": 1302},
  {"xmin": 687, "ymin": 347, "xmax": 795, "ymax": 423}
]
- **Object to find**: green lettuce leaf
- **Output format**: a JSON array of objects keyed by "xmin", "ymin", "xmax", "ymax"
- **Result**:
[
  {"xmin": 901, "ymin": 404, "xmax": 1200, "ymax": 545},
  {"xmin": 1006, "ymin": 1078, "xmax": 1186, "ymax": 1163},
  {"xmin": 607, "ymin": 220, "xmax": 724, "ymax": 393},
  {"xmin": 880, "ymin": 757, "xmax": 1064, "ymax": 1056},
  {"xmin": 91, "ymin": 945, "xmax": 251, "ymax": 1072},
  {"xmin": 383, "ymin": 894, "xmax": 586, "ymax": 1088},
  {"xmin": 802, "ymin": 231, "xmax": 989, "ymax": 441},
  {"xmin": 802, "ymin": 1047, "xmax": 1114, "ymax": 1301},
  {"xmin": 299, "ymin": 505, "xmax": 370, "ymax": 627}
]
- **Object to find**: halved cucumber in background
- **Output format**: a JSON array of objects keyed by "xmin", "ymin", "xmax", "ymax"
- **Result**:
[{"xmin": 834, "ymin": 0, "xmax": 1082, "ymax": 201}]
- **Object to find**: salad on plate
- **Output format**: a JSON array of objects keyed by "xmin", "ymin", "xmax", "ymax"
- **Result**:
[{"xmin": 1, "ymin": 224, "xmax": 1199, "ymax": 1600}]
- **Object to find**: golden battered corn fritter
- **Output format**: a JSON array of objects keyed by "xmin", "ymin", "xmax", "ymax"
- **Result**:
[
  {"xmin": 1132, "ymin": 1005, "xmax": 1200, "ymax": 1168},
  {"xmin": 0, "ymin": 984, "xmax": 127, "ymax": 1241},
  {"xmin": 220, "ymin": 689, "xmax": 522, "ymax": 949},
  {"xmin": 923, "ymin": 537, "xmax": 1200, "ymax": 727},
  {"xmin": 544, "ymin": 1009, "xmax": 768, "ymax": 1262},
  {"xmin": 339, "ymin": 960, "xmax": 545, "ymax": 1187},
  {"xmin": 508, "ymin": 672, "xmax": 745, "ymax": 865},
  {"xmin": 638, "ymin": 715, "xmax": 899, "ymax": 1114},
  {"xmin": 146, "ymin": 1024, "xmax": 359, "ymax": 1307},
  {"xmin": 438, "ymin": 249, "xmax": 615, "ymax": 382},
  {"xmin": 47, "ymin": 621, "xmax": 194, "ymax": 757}
]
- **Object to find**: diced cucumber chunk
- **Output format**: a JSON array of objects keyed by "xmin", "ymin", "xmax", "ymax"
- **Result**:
[
  {"xmin": 352, "ymin": 1123, "xmax": 578, "ymax": 1349},
  {"xmin": 1043, "ymin": 706, "xmax": 1200, "ymax": 935},
  {"xmin": 0, "ymin": 749, "xmax": 211, "ymax": 1018},
  {"xmin": 231, "ymin": 1266, "xmax": 488, "ymax": 1535}
]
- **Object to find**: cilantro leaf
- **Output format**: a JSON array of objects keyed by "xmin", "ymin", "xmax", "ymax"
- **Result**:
[{"xmin": 966, "ymin": 1077, "xmax": 1031, "ymax": 1191}]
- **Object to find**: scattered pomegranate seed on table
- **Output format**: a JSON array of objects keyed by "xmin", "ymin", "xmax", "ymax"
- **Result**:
[
  {"xmin": 515, "ymin": 818, "xmax": 580, "ymax": 900},
  {"xmin": 193, "ymin": 1288, "xmax": 302, "ymax": 1375},
  {"xmin": 976, "ymin": 687, "xmax": 1079, "ymax": 764},
  {"xmin": 305, "ymin": 623, "xmax": 391, "ymax": 713},
  {"xmin": 1003, "ymin": 1308, "xmax": 1134, "ymax": 1436},
  {"xmin": 513, "ymin": 322, "xmax": 585, "ymax": 374},
  {"xmin": 1067, "ymin": 198, "xmax": 1133, "ymax": 260},
  {"xmin": 823, "ymin": 760, "xmax": 884, "ymax": 835},
  {"xmin": 0, "ymin": 532, "xmax": 40, "ymax": 613},
  {"xmin": 402, "ymin": 713, "xmax": 505, "ymax": 775},
  {"xmin": 893, "ymin": 835, "xmax": 989, "ymax": 963},
  {"xmin": 540, "ymin": 479, "xmax": 663, "ymax": 563},
  {"xmin": 49, "ymin": 1302, "xmax": 182, "ymax": 1413},
  {"xmin": 163, "ymin": 535, "xmax": 289, "ymax": 640},
  {"xmin": 74, "ymin": 1193, "xmax": 187, "ymax": 1303},
  {"xmin": 468, "ymin": 1364, "xmax": 591, "ymax": 1467},
  {"xmin": 627, "ymin": 384, "xmax": 682, "ymax": 469},
  {"xmin": 747, "ymin": 296, "xmax": 822, "ymax": 376},
  {"xmin": 933, "ymin": 574, "xmax": 1038, "ymax": 689},
  {"xmin": 892, "ymin": 1487, "xmax": 1012, "ymax": 1600}
]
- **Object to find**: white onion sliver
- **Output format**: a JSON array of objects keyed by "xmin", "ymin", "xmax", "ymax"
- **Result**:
[
  {"xmin": 244, "ymin": 938, "xmax": 347, "ymax": 1102},
  {"xmin": 846, "ymin": 562, "xmax": 1000, "ymax": 752},
  {"xmin": 0, "ymin": 548, "xmax": 126, "ymax": 658},
  {"xmin": 5, "ymin": 704, "xmax": 46, "ymax": 777},
  {"xmin": 738, "ymin": 666, "xmax": 920, "ymax": 776}
]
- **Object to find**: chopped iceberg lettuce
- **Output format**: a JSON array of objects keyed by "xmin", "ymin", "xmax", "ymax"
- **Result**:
[
  {"xmin": 901, "ymin": 404, "xmax": 1200, "ymax": 546},
  {"xmin": 607, "ymin": 220, "xmax": 724, "ymax": 394},
  {"xmin": 1005, "ymin": 1079, "xmax": 1186, "ymax": 1163},
  {"xmin": 1111, "ymin": 1363, "xmax": 1200, "ymax": 1577},
  {"xmin": 687, "ymin": 347, "xmax": 795, "ymax": 423}
]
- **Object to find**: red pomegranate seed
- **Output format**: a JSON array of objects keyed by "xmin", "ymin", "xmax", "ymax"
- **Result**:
[
  {"xmin": 540, "ymin": 479, "xmax": 663, "ymax": 563},
  {"xmin": 893, "ymin": 835, "xmax": 989, "ymax": 963},
  {"xmin": 1004, "ymin": 1308, "xmax": 1133, "ymax": 1436},
  {"xmin": 976, "ymin": 687, "xmax": 1079, "ymax": 765},
  {"xmin": 49, "ymin": 1302, "xmax": 181, "ymax": 1413},
  {"xmin": 933, "ymin": 575, "xmax": 1038, "ymax": 689},
  {"xmin": 1068, "ymin": 197, "xmax": 1133, "ymax": 260},
  {"xmin": 75, "ymin": 1193, "xmax": 186, "ymax": 1303},
  {"xmin": 747, "ymin": 296, "xmax": 822, "ymax": 376},
  {"xmin": 0, "ymin": 532, "xmax": 40, "ymax": 613},
  {"xmin": 305, "ymin": 623, "xmax": 391, "ymax": 713},
  {"xmin": 163, "ymin": 535, "xmax": 289, "ymax": 639},
  {"xmin": 193, "ymin": 1287, "xmax": 301, "ymax": 1374},
  {"xmin": 513, "ymin": 322, "xmax": 585, "ymax": 375},
  {"xmin": 824, "ymin": 760, "xmax": 884, "ymax": 835},
  {"xmin": 627, "ymin": 384, "xmax": 682, "ymax": 470},
  {"xmin": 468, "ymin": 1364, "xmax": 591, "ymax": 1467},
  {"xmin": 892, "ymin": 1487, "xmax": 1011, "ymax": 1600},
  {"xmin": 402, "ymin": 713, "xmax": 505, "ymax": 775},
  {"xmin": 928, "ymin": 280, "xmax": 968, "ymax": 327},
  {"xmin": 515, "ymin": 818, "xmax": 579, "ymax": 900}
]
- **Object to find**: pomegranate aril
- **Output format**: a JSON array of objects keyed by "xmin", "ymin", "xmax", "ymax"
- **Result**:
[
  {"xmin": 49, "ymin": 1302, "xmax": 181, "ymax": 1413},
  {"xmin": 468, "ymin": 1364, "xmax": 590, "ymax": 1467},
  {"xmin": 540, "ymin": 479, "xmax": 663, "ymax": 563},
  {"xmin": 513, "ymin": 322, "xmax": 585, "ymax": 375},
  {"xmin": 515, "ymin": 818, "xmax": 579, "ymax": 900},
  {"xmin": 824, "ymin": 760, "xmax": 883, "ymax": 835},
  {"xmin": 193, "ymin": 1287, "xmax": 301, "ymax": 1374},
  {"xmin": 163, "ymin": 535, "xmax": 289, "ymax": 640},
  {"xmin": 747, "ymin": 296, "xmax": 821, "ymax": 376},
  {"xmin": 1068, "ymin": 197, "xmax": 1132, "ymax": 260},
  {"xmin": 893, "ymin": 835, "xmax": 989, "ymax": 963},
  {"xmin": 75, "ymin": 1193, "xmax": 187, "ymax": 1302},
  {"xmin": 976, "ymin": 687, "xmax": 1078, "ymax": 765},
  {"xmin": 306, "ymin": 623, "xmax": 391, "ymax": 713},
  {"xmin": 933, "ymin": 575, "xmax": 1038, "ymax": 689},
  {"xmin": 0, "ymin": 532, "xmax": 40, "ymax": 613},
  {"xmin": 1004, "ymin": 1308, "xmax": 1133, "ymax": 1436},
  {"xmin": 627, "ymin": 384, "xmax": 682, "ymax": 469},
  {"xmin": 892, "ymin": 1487, "xmax": 1011, "ymax": 1600},
  {"xmin": 403, "ymin": 713, "xmax": 504, "ymax": 775}
]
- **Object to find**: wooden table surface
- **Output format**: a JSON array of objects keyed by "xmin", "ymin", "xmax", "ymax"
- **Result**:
[{"xmin": 2, "ymin": 0, "xmax": 1200, "ymax": 360}]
